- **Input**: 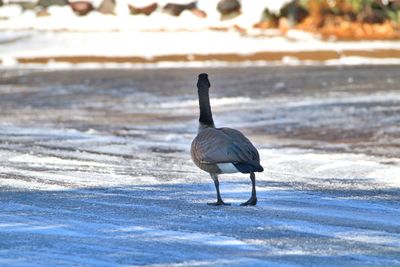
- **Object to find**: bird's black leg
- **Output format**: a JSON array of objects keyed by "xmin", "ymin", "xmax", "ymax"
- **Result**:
[
  {"xmin": 208, "ymin": 173, "xmax": 230, "ymax": 206},
  {"xmin": 240, "ymin": 172, "xmax": 257, "ymax": 206}
]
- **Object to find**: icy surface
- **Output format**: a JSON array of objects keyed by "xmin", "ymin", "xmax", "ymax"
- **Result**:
[{"xmin": 0, "ymin": 66, "xmax": 400, "ymax": 266}]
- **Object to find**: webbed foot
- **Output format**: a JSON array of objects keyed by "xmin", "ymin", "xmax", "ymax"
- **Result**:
[
  {"xmin": 207, "ymin": 200, "xmax": 230, "ymax": 206},
  {"xmin": 240, "ymin": 197, "xmax": 257, "ymax": 206}
]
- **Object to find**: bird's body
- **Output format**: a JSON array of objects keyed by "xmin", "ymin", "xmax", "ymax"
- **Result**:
[
  {"xmin": 191, "ymin": 127, "xmax": 263, "ymax": 174},
  {"xmin": 191, "ymin": 73, "xmax": 263, "ymax": 206}
]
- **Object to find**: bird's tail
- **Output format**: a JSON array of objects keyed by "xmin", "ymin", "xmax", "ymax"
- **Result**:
[{"xmin": 234, "ymin": 162, "xmax": 264, "ymax": 173}]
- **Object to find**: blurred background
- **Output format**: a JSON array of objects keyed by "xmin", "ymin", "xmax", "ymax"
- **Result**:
[{"xmin": 1, "ymin": 0, "xmax": 400, "ymax": 66}]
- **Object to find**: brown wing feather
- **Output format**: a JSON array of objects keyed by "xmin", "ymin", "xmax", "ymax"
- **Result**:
[{"xmin": 191, "ymin": 127, "xmax": 260, "ymax": 164}]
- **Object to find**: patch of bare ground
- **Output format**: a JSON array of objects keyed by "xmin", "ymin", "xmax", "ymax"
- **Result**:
[{"xmin": 14, "ymin": 48, "xmax": 400, "ymax": 65}]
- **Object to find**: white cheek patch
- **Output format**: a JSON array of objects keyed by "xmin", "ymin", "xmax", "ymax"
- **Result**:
[{"xmin": 217, "ymin": 163, "xmax": 239, "ymax": 174}]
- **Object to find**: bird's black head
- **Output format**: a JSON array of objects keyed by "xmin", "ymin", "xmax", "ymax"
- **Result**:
[
  {"xmin": 197, "ymin": 73, "xmax": 210, "ymax": 90},
  {"xmin": 196, "ymin": 73, "xmax": 214, "ymax": 128}
]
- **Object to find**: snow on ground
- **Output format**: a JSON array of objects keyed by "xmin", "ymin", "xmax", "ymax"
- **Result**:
[
  {"xmin": 0, "ymin": 66, "xmax": 400, "ymax": 266},
  {"xmin": 1, "ymin": 0, "xmax": 400, "ymax": 67},
  {"xmin": 3, "ymin": 30, "xmax": 400, "ymax": 58},
  {"xmin": 2, "ymin": 29, "xmax": 400, "ymax": 67}
]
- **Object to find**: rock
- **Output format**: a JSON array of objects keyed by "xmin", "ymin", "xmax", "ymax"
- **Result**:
[
  {"xmin": 98, "ymin": 0, "xmax": 115, "ymax": 15},
  {"xmin": 280, "ymin": 1, "xmax": 309, "ymax": 25},
  {"xmin": 258, "ymin": 7, "xmax": 279, "ymax": 27},
  {"xmin": 190, "ymin": 7, "xmax": 206, "ymax": 18},
  {"xmin": 217, "ymin": 0, "xmax": 240, "ymax": 15},
  {"xmin": 162, "ymin": 1, "xmax": 196, "ymax": 16},
  {"xmin": 128, "ymin": 2, "xmax": 157, "ymax": 16},
  {"xmin": 69, "ymin": 1, "xmax": 93, "ymax": 16},
  {"xmin": 8, "ymin": 0, "xmax": 38, "ymax": 10},
  {"xmin": 38, "ymin": 0, "xmax": 67, "ymax": 8}
]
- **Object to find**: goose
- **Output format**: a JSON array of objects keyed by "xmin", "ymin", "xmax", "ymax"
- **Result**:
[{"xmin": 191, "ymin": 73, "xmax": 264, "ymax": 206}]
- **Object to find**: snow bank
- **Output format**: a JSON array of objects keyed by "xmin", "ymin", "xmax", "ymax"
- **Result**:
[
  {"xmin": 1, "ymin": 30, "xmax": 400, "ymax": 67},
  {"xmin": 0, "ymin": 0, "xmax": 400, "ymax": 67}
]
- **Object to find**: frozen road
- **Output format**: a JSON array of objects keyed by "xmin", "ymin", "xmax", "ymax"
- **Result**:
[{"xmin": 0, "ymin": 66, "xmax": 400, "ymax": 266}]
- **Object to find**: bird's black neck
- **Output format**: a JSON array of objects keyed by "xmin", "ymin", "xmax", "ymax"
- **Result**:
[{"xmin": 198, "ymin": 88, "xmax": 215, "ymax": 130}]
